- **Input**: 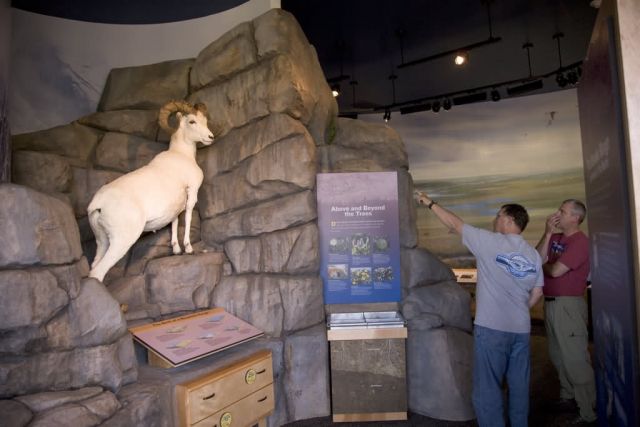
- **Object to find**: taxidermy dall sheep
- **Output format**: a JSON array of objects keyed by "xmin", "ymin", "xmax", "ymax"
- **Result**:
[{"xmin": 87, "ymin": 100, "xmax": 214, "ymax": 282}]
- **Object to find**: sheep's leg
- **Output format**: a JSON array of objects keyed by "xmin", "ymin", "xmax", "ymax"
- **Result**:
[
  {"xmin": 171, "ymin": 217, "xmax": 181, "ymax": 255},
  {"xmin": 89, "ymin": 211, "xmax": 145, "ymax": 282},
  {"xmin": 88, "ymin": 209, "xmax": 109, "ymax": 269},
  {"xmin": 89, "ymin": 233, "xmax": 139, "ymax": 283},
  {"xmin": 183, "ymin": 189, "xmax": 198, "ymax": 254}
]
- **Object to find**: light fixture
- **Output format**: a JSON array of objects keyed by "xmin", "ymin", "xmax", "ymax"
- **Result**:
[
  {"xmin": 522, "ymin": 42, "xmax": 534, "ymax": 78},
  {"xmin": 490, "ymin": 89, "xmax": 501, "ymax": 102},
  {"xmin": 400, "ymin": 103, "xmax": 431, "ymax": 114},
  {"xmin": 389, "ymin": 73, "xmax": 398, "ymax": 105},
  {"xmin": 432, "ymin": 101, "xmax": 441, "ymax": 113},
  {"xmin": 383, "ymin": 109, "xmax": 391, "ymax": 122},
  {"xmin": 331, "ymin": 84, "xmax": 340, "ymax": 97},
  {"xmin": 507, "ymin": 79, "xmax": 543, "ymax": 95},
  {"xmin": 454, "ymin": 51, "xmax": 468, "ymax": 66},
  {"xmin": 552, "ymin": 32, "xmax": 572, "ymax": 88},
  {"xmin": 454, "ymin": 92, "xmax": 488, "ymax": 105},
  {"xmin": 443, "ymin": 98, "xmax": 452, "ymax": 110},
  {"xmin": 398, "ymin": 0, "xmax": 501, "ymax": 69},
  {"xmin": 556, "ymin": 73, "xmax": 568, "ymax": 88}
]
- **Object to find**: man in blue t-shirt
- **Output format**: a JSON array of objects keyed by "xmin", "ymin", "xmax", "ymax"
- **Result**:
[{"xmin": 415, "ymin": 191, "xmax": 543, "ymax": 427}]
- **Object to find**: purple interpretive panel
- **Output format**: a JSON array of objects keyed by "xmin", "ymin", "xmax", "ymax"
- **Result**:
[{"xmin": 317, "ymin": 172, "xmax": 402, "ymax": 304}]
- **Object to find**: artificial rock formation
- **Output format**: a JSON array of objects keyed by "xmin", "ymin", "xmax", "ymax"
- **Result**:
[{"xmin": 4, "ymin": 7, "xmax": 473, "ymax": 426}]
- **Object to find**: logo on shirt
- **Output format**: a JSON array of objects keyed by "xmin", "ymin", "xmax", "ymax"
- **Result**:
[
  {"xmin": 495, "ymin": 253, "xmax": 538, "ymax": 278},
  {"xmin": 550, "ymin": 240, "xmax": 566, "ymax": 256}
]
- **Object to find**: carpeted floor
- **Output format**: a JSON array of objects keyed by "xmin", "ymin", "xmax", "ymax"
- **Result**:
[{"xmin": 285, "ymin": 321, "xmax": 595, "ymax": 427}]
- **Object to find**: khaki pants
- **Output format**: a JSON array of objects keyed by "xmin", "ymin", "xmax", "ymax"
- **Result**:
[{"xmin": 544, "ymin": 296, "xmax": 597, "ymax": 422}]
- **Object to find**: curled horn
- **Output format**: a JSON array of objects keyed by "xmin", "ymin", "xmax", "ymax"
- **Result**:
[
  {"xmin": 194, "ymin": 103, "xmax": 208, "ymax": 115},
  {"xmin": 158, "ymin": 100, "xmax": 196, "ymax": 133}
]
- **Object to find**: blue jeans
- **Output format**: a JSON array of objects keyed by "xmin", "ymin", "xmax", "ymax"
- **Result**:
[{"xmin": 472, "ymin": 325, "xmax": 531, "ymax": 427}]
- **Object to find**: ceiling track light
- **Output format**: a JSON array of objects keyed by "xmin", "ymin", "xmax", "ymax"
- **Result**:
[
  {"xmin": 507, "ymin": 79, "xmax": 543, "ymax": 95},
  {"xmin": 454, "ymin": 92, "xmax": 488, "ymax": 105},
  {"xmin": 398, "ymin": 0, "xmax": 501, "ymax": 69},
  {"xmin": 443, "ymin": 98, "xmax": 452, "ymax": 110},
  {"xmin": 364, "ymin": 56, "xmax": 584, "ymax": 117},
  {"xmin": 389, "ymin": 73, "xmax": 398, "ymax": 105},
  {"xmin": 398, "ymin": 37, "xmax": 501, "ymax": 69},
  {"xmin": 383, "ymin": 109, "xmax": 391, "ymax": 122},
  {"xmin": 454, "ymin": 51, "xmax": 468, "ymax": 66},
  {"xmin": 331, "ymin": 83, "xmax": 340, "ymax": 97},
  {"xmin": 551, "ymin": 32, "xmax": 580, "ymax": 88},
  {"xmin": 556, "ymin": 73, "xmax": 568, "ymax": 88},
  {"xmin": 553, "ymin": 32, "xmax": 565, "ymax": 69},
  {"xmin": 522, "ymin": 42, "xmax": 534, "ymax": 78},
  {"xmin": 400, "ymin": 103, "xmax": 431, "ymax": 114}
]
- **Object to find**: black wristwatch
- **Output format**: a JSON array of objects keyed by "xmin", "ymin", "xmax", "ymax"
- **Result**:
[{"xmin": 427, "ymin": 200, "xmax": 437, "ymax": 209}]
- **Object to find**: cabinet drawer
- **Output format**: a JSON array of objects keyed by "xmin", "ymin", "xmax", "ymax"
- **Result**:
[
  {"xmin": 192, "ymin": 383, "xmax": 274, "ymax": 427},
  {"xmin": 177, "ymin": 350, "xmax": 273, "ymax": 426}
]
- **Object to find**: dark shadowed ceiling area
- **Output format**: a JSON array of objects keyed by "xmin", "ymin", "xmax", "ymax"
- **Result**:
[
  {"xmin": 11, "ymin": 0, "xmax": 249, "ymax": 24},
  {"xmin": 11, "ymin": 0, "xmax": 599, "ymax": 117},
  {"xmin": 282, "ymin": 0, "xmax": 599, "ymax": 117}
]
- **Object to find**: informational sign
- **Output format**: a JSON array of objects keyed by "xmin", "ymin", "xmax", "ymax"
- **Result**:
[
  {"xmin": 317, "ymin": 172, "xmax": 402, "ymax": 304},
  {"xmin": 578, "ymin": 4, "xmax": 640, "ymax": 425},
  {"xmin": 129, "ymin": 308, "xmax": 263, "ymax": 368}
]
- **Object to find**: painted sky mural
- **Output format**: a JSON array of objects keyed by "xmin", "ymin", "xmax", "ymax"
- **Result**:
[
  {"xmin": 362, "ymin": 88, "xmax": 586, "ymax": 267},
  {"xmin": 8, "ymin": 0, "xmax": 274, "ymax": 134}
]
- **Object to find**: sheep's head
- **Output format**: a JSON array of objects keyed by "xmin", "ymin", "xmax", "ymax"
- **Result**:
[{"xmin": 158, "ymin": 100, "xmax": 214, "ymax": 145}]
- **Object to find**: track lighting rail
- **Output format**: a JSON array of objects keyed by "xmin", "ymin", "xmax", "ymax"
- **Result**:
[{"xmin": 371, "ymin": 60, "xmax": 583, "ymax": 114}]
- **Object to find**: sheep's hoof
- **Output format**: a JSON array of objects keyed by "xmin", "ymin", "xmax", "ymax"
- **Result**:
[
  {"xmin": 172, "ymin": 243, "xmax": 182, "ymax": 255},
  {"xmin": 185, "ymin": 244, "xmax": 194, "ymax": 254}
]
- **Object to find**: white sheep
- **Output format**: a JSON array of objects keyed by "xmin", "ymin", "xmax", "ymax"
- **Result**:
[{"xmin": 87, "ymin": 100, "xmax": 214, "ymax": 282}]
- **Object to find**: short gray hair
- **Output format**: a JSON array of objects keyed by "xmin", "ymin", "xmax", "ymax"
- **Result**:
[{"xmin": 563, "ymin": 199, "xmax": 587, "ymax": 224}]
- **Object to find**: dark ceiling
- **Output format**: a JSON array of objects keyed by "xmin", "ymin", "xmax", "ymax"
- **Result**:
[
  {"xmin": 11, "ymin": 0, "xmax": 599, "ymax": 117},
  {"xmin": 281, "ymin": 0, "xmax": 599, "ymax": 117},
  {"xmin": 10, "ymin": 0, "xmax": 248, "ymax": 24}
]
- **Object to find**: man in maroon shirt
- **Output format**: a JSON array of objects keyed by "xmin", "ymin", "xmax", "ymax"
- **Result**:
[{"xmin": 536, "ymin": 199, "xmax": 596, "ymax": 424}]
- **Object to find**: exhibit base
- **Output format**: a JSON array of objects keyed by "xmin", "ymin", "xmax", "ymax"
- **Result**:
[{"xmin": 327, "ymin": 312, "xmax": 407, "ymax": 423}]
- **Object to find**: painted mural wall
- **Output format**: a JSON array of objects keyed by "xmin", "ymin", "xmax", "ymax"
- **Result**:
[
  {"xmin": 364, "ymin": 88, "xmax": 586, "ymax": 268},
  {"xmin": 8, "ymin": 0, "xmax": 278, "ymax": 135}
]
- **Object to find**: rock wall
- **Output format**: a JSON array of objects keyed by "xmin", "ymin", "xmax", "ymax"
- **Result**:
[
  {"xmin": 2, "ymin": 7, "xmax": 474, "ymax": 426},
  {"xmin": 0, "ymin": 184, "xmax": 137, "ymax": 425}
]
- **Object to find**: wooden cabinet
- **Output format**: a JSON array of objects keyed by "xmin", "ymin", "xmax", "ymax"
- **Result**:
[{"xmin": 176, "ymin": 350, "xmax": 274, "ymax": 427}]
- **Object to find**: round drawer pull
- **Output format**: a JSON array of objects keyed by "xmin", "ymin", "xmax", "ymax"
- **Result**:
[
  {"xmin": 245, "ymin": 369, "xmax": 257, "ymax": 384},
  {"xmin": 220, "ymin": 412, "xmax": 232, "ymax": 427}
]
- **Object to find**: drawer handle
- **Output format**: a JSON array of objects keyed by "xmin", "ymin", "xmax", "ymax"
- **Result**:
[
  {"xmin": 256, "ymin": 369, "xmax": 266, "ymax": 374},
  {"xmin": 202, "ymin": 392, "xmax": 216, "ymax": 400},
  {"xmin": 257, "ymin": 396, "xmax": 268, "ymax": 403}
]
